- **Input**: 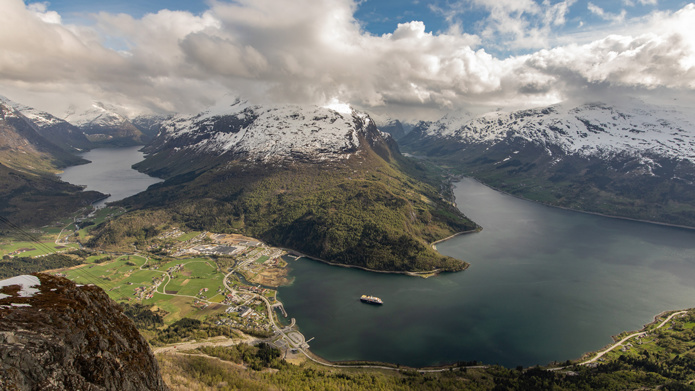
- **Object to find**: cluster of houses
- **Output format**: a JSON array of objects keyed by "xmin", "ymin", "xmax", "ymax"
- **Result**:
[
  {"xmin": 132, "ymin": 276, "xmax": 163, "ymax": 300},
  {"xmin": 166, "ymin": 264, "xmax": 184, "ymax": 276},
  {"xmin": 156, "ymin": 228, "xmax": 185, "ymax": 240},
  {"xmin": 196, "ymin": 287, "xmax": 209, "ymax": 300},
  {"xmin": 192, "ymin": 299, "xmax": 209, "ymax": 310},
  {"xmin": 241, "ymin": 285, "xmax": 267, "ymax": 295},
  {"xmin": 133, "ymin": 285, "xmax": 156, "ymax": 300},
  {"xmin": 4, "ymin": 248, "xmax": 35, "ymax": 258},
  {"xmin": 185, "ymin": 245, "xmax": 243, "ymax": 256}
]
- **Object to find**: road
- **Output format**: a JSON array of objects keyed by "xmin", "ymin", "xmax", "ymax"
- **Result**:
[{"xmin": 579, "ymin": 310, "xmax": 687, "ymax": 365}]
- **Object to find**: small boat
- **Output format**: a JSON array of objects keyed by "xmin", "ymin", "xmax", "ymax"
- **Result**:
[{"xmin": 360, "ymin": 295, "xmax": 383, "ymax": 305}]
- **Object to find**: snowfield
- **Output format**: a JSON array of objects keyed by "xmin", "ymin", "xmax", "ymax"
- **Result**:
[
  {"xmin": 156, "ymin": 100, "xmax": 371, "ymax": 162},
  {"xmin": 421, "ymin": 102, "xmax": 695, "ymax": 162}
]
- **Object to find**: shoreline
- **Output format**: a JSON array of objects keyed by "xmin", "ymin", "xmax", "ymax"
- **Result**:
[
  {"xmin": 570, "ymin": 308, "xmax": 692, "ymax": 368},
  {"xmin": 455, "ymin": 175, "xmax": 695, "ymax": 231},
  {"xmin": 430, "ymin": 228, "xmax": 481, "ymax": 251},
  {"xmin": 283, "ymin": 249, "xmax": 469, "ymax": 277}
]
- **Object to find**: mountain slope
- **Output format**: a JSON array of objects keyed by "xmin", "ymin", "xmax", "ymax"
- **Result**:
[
  {"xmin": 0, "ymin": 101, "xmax": 104, "ymax": 226},
  {"xmin": 0, "ymin": 274, "xmax": 169, "ymax": 391},
  {"xmin": 0, "ymin": 96, "xmax": 93, "ymax": 153},
  {"xmin": 92, "ymin": 101, "xmax": 476, "ymax": 273},
  {"xmin": 131, "ymin": 114, "xmax": 172, "ymax": 140},
  {"xmin": 399, "ymin": 101, "xmax": 695, "ymax": 227},
  {"xmin": 0, "ymin": 101, "xmax": 87, "ymax": 173}
]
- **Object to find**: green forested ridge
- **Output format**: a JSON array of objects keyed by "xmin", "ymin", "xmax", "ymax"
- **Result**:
[
  {"xmin": 196, "ymin": 343, "xmax": 284, "ymax": 371},
  {"xmin": 85, "ymin": 209, "xmax": 172, "ymax": 249},
  {"xmin": 89, "ymin": 139, "xmax": 476, "ymax": 272},
  {"xmin": 0, "ymin": 163, "xmax": 105, "ymax": 227},
  {"xmin": 0, "ymin": 253, "xmax": 82, "ymax": 278},
  {"xmin": 149, "ymin": 317, "xmax": 238, "ymax": 346}
]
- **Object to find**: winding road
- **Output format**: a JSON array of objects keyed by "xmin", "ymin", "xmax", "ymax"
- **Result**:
[{"xmin": 579, "ymin": 310, "xmax": 687, "ymax": 365}]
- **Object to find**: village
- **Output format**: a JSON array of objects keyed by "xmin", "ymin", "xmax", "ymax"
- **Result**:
[{"xmin": 89, "ymin": 230, "xmax": 293, "ymax": 337}]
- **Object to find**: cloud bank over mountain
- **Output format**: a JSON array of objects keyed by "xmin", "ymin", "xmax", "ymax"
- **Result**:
[{"xmin": 0, "ymin": 0, "xmax": 694, "ymax": 119}]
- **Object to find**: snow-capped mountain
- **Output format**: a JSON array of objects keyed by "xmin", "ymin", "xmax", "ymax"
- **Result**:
[
  {"xmin": 410, "ymin": 102, "xmax": 695, "ymax": 163},
  {"xmin": 143, "ymin": 99, "xmax": 391, "ymax": 167},
  {"xmin": 125, "ymin": 100, "xmax": 473, "ymax": 274},
  {"xmin": 63, "ymin": 101, "xmax": 129, "ymax": 128},
  {"xmin": 0, "ymin": 98, "xmax": 106, "ymax": 226},
  {"xmin": 131, "ymin": 114, "xmax": 173, "ymax": 139},
  {"xmin": 0, "ymin": 95, "xmax": 92, "ymax": 152},
  {"xmin": 0, "ymin": 99, "xmax": 88, "ymax": 171},
  {"xmin": 64, "ymin": 102, "xmax": 146, "ymax": 145},
  {"xmin": 0, "ymin": 95, "xmax": 64, "ymax": 128},
  {"xmin": 399, "ymin": 101, "xmax": 695, "ymax": 227},
  {"xmin": 371, "ymin": 114, "xmax": 420, "ymax": 141}
]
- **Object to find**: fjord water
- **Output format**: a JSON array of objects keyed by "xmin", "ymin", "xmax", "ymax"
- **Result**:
[
  {"xmin": 278, "ymin": 177, "xmax": 695, "ymax": 368},
  {"xmin": 59, "ymin": 146, "xmax": 162, "ymax": 207}
]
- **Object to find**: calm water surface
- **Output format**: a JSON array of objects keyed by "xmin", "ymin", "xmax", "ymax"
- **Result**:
[
  {"xmin": 278, "ymin": 177, "xmax": 695, "ymax": 368},
  {"xmin": 59, "ymin": 146, "xmax": 162, "ymax": 207}
]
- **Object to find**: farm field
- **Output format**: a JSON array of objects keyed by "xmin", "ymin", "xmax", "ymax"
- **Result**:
[
  {"xmin": 0, "ymin": 240, "xmax": 79, "ymax": 258},
  {"xmin": 61, "ymin": 255, "xmax": 228, "ymax": 324}
]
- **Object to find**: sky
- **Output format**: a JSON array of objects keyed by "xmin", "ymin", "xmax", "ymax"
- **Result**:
[{"xmin": 0, "ymin": 0, "xmax": 694, "ymax": 120}]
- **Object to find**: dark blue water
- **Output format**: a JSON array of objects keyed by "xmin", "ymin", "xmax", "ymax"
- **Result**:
[{"xmin": 279, "ymin": 177, "xmax": 695, "ymax": 367}]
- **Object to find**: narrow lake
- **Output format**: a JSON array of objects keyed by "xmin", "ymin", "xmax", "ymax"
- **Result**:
[
  {"xmin": 278, "ymin": 177, "xmax": 695, "ymax": 368},
  {"xmin": 59, "ymin": 146, "xmax": 162, "ymax": 207}
]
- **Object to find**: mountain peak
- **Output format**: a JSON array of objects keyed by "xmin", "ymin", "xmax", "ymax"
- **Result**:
[
  {"xmin": 64, "ymin": 101, "xmax": 129, "ymax": 127},
  {"xmin": 148, "ymin": 102, "xmax": 382, "ymax": 164}
]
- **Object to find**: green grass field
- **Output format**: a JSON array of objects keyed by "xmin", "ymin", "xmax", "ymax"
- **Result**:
[
  {"xmin": 0, "ymin": 241, "xmax": 79, "ymax": 257},
  {"xmin": 60, "ymin": 255, "xmax": 229, "ymax": 325},
  {"xmin": 175, "ymin": 231, "xmax": 202, "ymax": 242},
  {"xmin": 162, "ymin": 260, "xmax": 223, "ymax": 297}
]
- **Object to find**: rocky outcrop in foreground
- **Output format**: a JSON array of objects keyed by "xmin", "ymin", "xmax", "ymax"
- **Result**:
[{"xmin": 0, "ymin": 273, "xmax": 168, "ymax": 391}]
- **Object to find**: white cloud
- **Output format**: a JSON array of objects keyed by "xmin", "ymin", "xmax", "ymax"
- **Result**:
[
  {"xmin": 0, "ymin": 0, "xmax": 693, "ymax": 120},
  {"xmin": 624, "ymin": 0, "xmax": 659, "ymax": 5},
  {"xmin": 27, "ymin": 2, "xmax": 61, "ymax": 24},
  {"xmin": 430, "ymin": 0, "xmax": 576, "ymax": 50},
  {"xmin": 588, "ymin": 2, "xmax": 627, "ymax": 22}
]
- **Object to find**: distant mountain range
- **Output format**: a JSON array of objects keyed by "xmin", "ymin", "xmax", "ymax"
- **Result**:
[
  {"xmin": 398, "ymin": 101, "xmax": 695, "ymax": 227},
  {"xmin": 0, "ymin": 96, "xmax": 152, "ymax": 150}
]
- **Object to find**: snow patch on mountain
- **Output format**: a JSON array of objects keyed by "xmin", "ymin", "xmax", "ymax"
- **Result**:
[
  {"xmin": 64, "ymin": 102, "xmax": 129, "ymax": 127},
  {"xmin": 157, "ymin": 100, "xmax": 371, "ymax": 162},
  {"xmin": 0, "ymin": 95, "xmax": 64, "ymax": 127},
  {"xmin": 423, "ymin": 102, "xmax": 695, "ymax": 162}
]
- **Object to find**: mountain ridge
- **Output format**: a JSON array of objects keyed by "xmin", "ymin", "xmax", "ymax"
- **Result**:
[{"xmin": 399, "ymin": 101, "xmax": 695, "ymax": 227}]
